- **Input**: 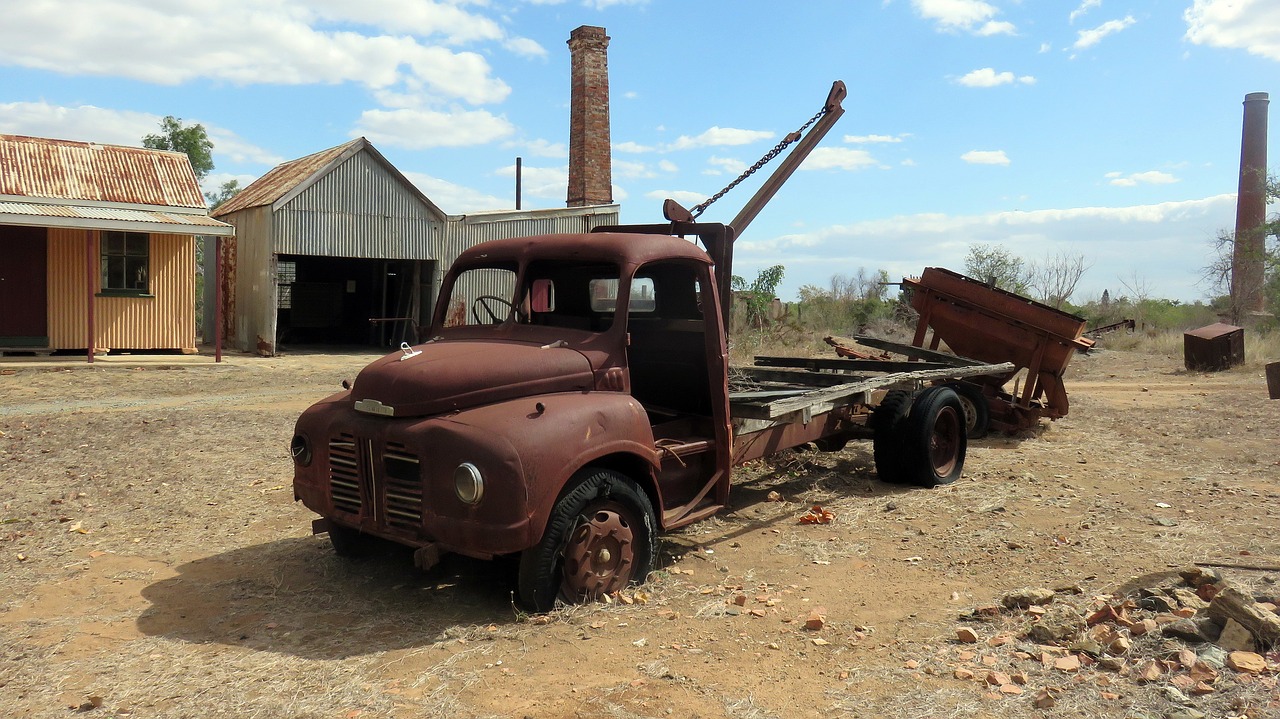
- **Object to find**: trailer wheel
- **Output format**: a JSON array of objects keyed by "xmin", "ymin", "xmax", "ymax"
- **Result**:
[
  {"xmin": 946, "ymin": 382, "xmax": 990, "ymax": 439},
  {"xmin": 327, "ymin": 523, "xmax": 378, "ymax": 558},
  {"xmin": 872, "ymin": 390, "xmax": 913, "ymax": 485},
  {"xmin": 902, "ymin": 386, "xmax": 967, "ymax": 487},
  {"xmin": 518, "ymin": 468, "xmax": 657, "ymax": 612}
]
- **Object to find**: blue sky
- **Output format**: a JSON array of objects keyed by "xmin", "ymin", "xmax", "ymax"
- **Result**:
[{"xmin": 2, "ymin": 0, "xmax": 1277, "ymax": 303}]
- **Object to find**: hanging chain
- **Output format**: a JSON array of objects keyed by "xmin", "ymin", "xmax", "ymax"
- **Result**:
[{"xmin": 688, "ymin": 104, "xmax": 829, "ymax": 219}]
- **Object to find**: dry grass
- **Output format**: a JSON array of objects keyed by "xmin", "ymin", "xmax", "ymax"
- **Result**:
[{"xmin": 1097, "ymin": 326, "xmax": 1280, "ymax": 368}]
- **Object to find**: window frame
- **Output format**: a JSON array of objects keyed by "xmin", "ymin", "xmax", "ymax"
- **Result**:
[{"xmin": 98, "ymin": 231, "xmax": 153, "ymax": 297}]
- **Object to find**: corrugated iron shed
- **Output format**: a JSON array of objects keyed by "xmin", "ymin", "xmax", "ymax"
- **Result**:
[
  {"xmin": 0, "ymin": 134, "xmax": 205, "ymax": 208},
  {"xmin": 213, "ymin": 137, "xmax": 444, "ymax": 220}
]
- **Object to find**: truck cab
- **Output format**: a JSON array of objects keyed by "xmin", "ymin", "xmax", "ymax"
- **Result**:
[{"xmin": 291, "ymin": 230, "xmax": 735, "ymax": 609}]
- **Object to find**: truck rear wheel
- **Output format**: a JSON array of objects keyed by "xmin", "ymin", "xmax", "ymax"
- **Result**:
[
  {"xmin": 518, "ymin": 468, "xmax": 657, "ymax": 612},
  {"xmin": 946, "ymin": 381, "xmax": 990, "ymax": 439},
  {"xmin": 872, "ymin": 390, "xmax": 913, "ymax": 485},
  {"xmin": 901, "ymin": 386, "xmax": 967, "ymax": 487}
]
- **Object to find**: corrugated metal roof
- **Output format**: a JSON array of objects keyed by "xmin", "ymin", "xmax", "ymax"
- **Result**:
[
  {"xmin": 0, "ymin": 201, "xmax": 234, "ymax": 236},
  {"xmin": 0, "ymin": 134, "xmax": 205, "ymax": 209},
  {"xmin": 213, "ymin": 137, "xmax": 445, "ymax": 220}
]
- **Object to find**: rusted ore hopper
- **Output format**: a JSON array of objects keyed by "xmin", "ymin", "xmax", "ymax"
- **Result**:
[{"xmin": 902, "ymin": 267, "xmax": 1094, "ymax": 433}]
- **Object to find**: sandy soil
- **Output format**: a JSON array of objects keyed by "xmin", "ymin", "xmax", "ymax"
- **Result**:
[{"xmin": 0, "ymin": 345, "xmax": 1277, "ymax": 719}]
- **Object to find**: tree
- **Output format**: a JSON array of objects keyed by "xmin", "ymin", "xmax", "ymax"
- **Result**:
[
  {"xmin": 204, "ymin": 179, "xmax": 242, "ymax": 211},
  {"xmin": 1203, "ymin": 172, "xmax": 1280, "ymax": 324},
  {"xmin": 1028, "ymin": 251, "xmax": 1092, "ymax": 309},
  {"xmin": 732, "ymin": 265, "xmax": 785, "ymax": 329},
  {"xmin": 964, "ymin": 244, "xmax": 1031, "ymax": 295},
  {"xmin": 143, "ymin": 116, "xmax": 214, "ymax": 180}
]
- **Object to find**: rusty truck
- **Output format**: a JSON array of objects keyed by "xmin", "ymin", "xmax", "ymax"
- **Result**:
[{"xmin": 288, "ymin": 82, "xmax": 1013, "ymax": 610}]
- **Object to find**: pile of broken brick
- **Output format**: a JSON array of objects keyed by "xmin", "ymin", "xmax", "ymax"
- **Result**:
[{"xmin": 950, "ymin": 567, "xmax": 1279, "ymax": 716}]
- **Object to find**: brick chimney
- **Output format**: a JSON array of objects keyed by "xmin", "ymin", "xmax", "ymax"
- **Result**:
[
  {"xmin": 567, "ymin": 25, "xmax": 612, "ymax": 207},
  {"xmin": 1231, "ymin": 92, "xmax": 1269, "ymax": 320}
]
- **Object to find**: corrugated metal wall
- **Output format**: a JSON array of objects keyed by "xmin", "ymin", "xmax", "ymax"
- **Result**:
[
  {"xmin": 437, "ymin": 207, "xmax": 620, "ymax": 314},
  {"xmin": 220, "ymin": 205, "xmax": 274, "ymax": 353},
  {"xmin": 274, "ymin": 150, "xmax": 442, "ymax": 260},
  {"xmin": 47, "ymin": 228, "xmax": 196, "ymax": 351}
]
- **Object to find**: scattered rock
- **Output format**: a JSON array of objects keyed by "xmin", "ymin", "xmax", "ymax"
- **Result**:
[
  {"xmin": 804, "ymin": 608, "xmax": 826, "ymax": 631},
  {"xmin": 1108, "ymin": 636, "xmax": 1131, "ymax": 655},
  {"xmin": 1001, "ymin": 587, "xmax": 1056, "ymax": 609},
  {"xmin": 955, "ymin": 627, "xmax": 979, "ymax": 644},
  {"xmin": 1130, "ymin": 618, "xmax": 1159, "ymax": 636},
  {"xmin": 1028, "ymin": 605, "xmax": 1085, "ymax": 643},
  {"xmin": 1135, "ymin": 659, "xmax": 1163, "ymax": 682},
  {"xmin": 1166, "ymin": 587, "xmax": 1208, "ymax": 611},
  {"xmin": 1224, "ymin": 650, "xmax": 1266, "ymax": 674},
  {"xmin": 954, "ymin": 667, "xmax": 975, "ymax": 680},
  {"xmin": 1215, "ymin": 618, "xmax": 1256, "ymax": 653},
  {"xmin": 1161, "ymin": 617, "xmax": 1218, "ymax": 643},
  {"xmin": 1165, "ymin": 709, "xmax": 1206, "ymax": 719},
  {"xmin": 984, "ymin": 671, "xmax": 1010, "ymax": 686},
  {"xmin": 1207, "ymin": 585, "xmax": 1280, "ymax": 647},
  {"xmin": 1032, "ymin": 687, "xmax": 1057, "ymax": 709},
  {"xmin": 1053, "ymin": 655, "xmax": 1081, "ymax": 672},
  {"xmin": 1197, "ymin": 645, "xmax": 1227, "ymax": 669}
]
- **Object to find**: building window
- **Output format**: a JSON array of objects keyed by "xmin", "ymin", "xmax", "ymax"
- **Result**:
[
  {"xmin": 101, "ymin": 231, "xmax": 150, "ymax": 293},
  {"xmin": 277, "ymin": 260, "xmax": 297, "ymax": 309}
]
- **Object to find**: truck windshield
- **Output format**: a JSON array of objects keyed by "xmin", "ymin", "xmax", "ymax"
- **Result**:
[{"xmin": 441, "ymin": 260, "xmax": 640, "ymax": 335}]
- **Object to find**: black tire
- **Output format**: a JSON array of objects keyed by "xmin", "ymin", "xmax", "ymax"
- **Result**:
[
  {"xmin": 327, "ymin": 523, "xmax": 378, "ymax": 558},
  {"xmin": 871, "ymin": 390, "xmax": 913, "ymax": 485},
  {"xmin": 901, "ymin": 386, "xmax": 967, "ymax": 487},
  {"xmin": 946, "ymin": 382, "xmax": 990, "ymax": 439},
  {"xmin": 518, "ymin": 468, "xmax": 657, "ymax": 612}
]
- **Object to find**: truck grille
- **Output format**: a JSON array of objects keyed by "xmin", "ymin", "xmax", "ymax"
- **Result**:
[
  {"xmin": 383, "ymin": 442, "xmax": 423, "ymax": 530},
  {"xmin": 326, "ymin": 435, "xmax": 423, "ymax": 531},
  {"xmin": 328, "ymin": 434, "xmax": 362, "ymax": 515}
]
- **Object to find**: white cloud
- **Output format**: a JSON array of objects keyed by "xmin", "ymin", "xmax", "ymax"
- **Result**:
[
  {"xmin": 507, "ymin": 138, "xmax": 566, "ymax": 159},
  {"xmin": 1074, "ymin": 16, "xmax": 1137, "ymax": 50},
  {"xmin": 802, "ymin": 147, "xmax": 878, "ymax": 171},
  {"xmin": 614, "ymin": 159, "xmax": 656, "ymax": 179},
  {"xmin": 706, "ymin": 156, "xmax": 747, "ymax": 175},
  {"xmin": 643, "ymin": 189, "xmax": 708, "ymax": 208},
  {"xmin": 1039, "ymin": 42, "xmax": 1053, "ymax": 53},
  {"xmin": 1185, "ymin": 0, "xmax": 1280, "ymax": 61},
  {"xmin": 957, "ymin": 68, "xmax": 1037, "ymax": 88},
  {"xmin": 667, "ymin": 127, "xmax": 775, "ymax": 151},
  {"xmin": 403, "ymin": 170, "xmax": 508, "ymax": 213},
  {"xmin": 1107, "ymin": 170, "xmax": 1180, "ymax": 187},
  {"xmin": 961, "ymin": 150, "xmax": 1011, "ymax": 165},
  {"xmin": 911, "ymin": 0, "xmax": 1015, "ymax": 35},
  {"xmin": 503, "ymin": 37, "xmax": 548, "ymax": 58},
  {"xmin": 958, "ymin": 68, "xmax": 1007, "ymax": 87},
  {"xmin": 614, "ymin": 141, "xmax": 657, "ymax": 153},
  {"xmin": 0, "ymin": 1, "xmax": 512, "ymax": 105},
  {"xmin": 494, "ymin": 164, "xmax": 566, "ymax": 200},
  {"xmin": 733, "ymin": 195, "xmax": 1238, "ymax": 302},
  {"xmin": 844, "ymin": 134, "xmax": 906, "ymax": 144},
  {"xmin": 0, "ymin": 100, "xmax": 283, "ymax": 166},
  {"xmin": 976, "ymin": 21, "xmax": 1017, "ymax": 36},
  {"xmin": 658, "ymin": 160, "xmax": 679, "ymax": 173},
  {"xmin": 1070, "ymin": 0, "xmax": 1102, "ymax": 24},
  {"xmin": 353, "ymin": 108, "xmax": 514, "ymax": 149}
]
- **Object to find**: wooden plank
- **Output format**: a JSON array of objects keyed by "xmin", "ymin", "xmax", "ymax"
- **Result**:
[
  {"xmin": 734, "ymin": 366, "xmax": 872, "ymax": 387},
  {"xmin": 852, "ymin": 335, "xmax": 987, "ymax": 366},
  {"xmin": 752, "ymin": 356, "xmax": 955, "ymax": 373},
  {"xmin": 734, "ymin": 361, "xmax": 1014, "ymax": 420}
]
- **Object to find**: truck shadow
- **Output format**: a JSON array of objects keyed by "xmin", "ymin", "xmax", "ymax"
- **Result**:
[{"xmin": 137, "ymin": 536, "xmax": 521, "ymax": 660}]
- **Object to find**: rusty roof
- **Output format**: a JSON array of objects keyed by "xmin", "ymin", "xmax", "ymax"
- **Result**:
[
  {"xmin": 0, "ymin": 134, "xmax": 205, "ymax": 209},
  {"xmin": 212, "ymin": 138, "xmax": 360, "ymax": 216},
  {"xmin": 212, "ymin": 137, "xmax": 444, "ymax": 219},
  {"xmin": 0, "ymin": 201, "xmax": 234, "ymax": 236}
]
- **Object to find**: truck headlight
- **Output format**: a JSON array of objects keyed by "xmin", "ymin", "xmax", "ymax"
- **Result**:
[
  {"xmin": 290, "ymin": 434, "xmax": 311, "ymax": 466},
  {"xmin": 454, "ymin": 463, "xmax": 484, "ymax": 505}
]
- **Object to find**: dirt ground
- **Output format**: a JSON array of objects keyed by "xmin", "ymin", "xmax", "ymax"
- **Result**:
[{"xmin": 1, "ymin": 345, "xmax": 1277, "ymax": 719}]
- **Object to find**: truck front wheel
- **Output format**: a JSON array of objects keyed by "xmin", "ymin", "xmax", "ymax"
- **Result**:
[{"xmin": 518, "ymin": 468, "xmax": 657, "ymax": 612}]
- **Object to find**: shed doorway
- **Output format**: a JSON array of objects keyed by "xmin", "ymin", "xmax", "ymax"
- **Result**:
[{"xmin": 275, "ymin": 255, "xmax": 435, "ymax": 350}]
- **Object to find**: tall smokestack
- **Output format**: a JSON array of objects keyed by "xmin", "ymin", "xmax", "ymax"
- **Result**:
[
  {"xmin": 567, "ymin": 25, "xmax": 612, "ymax": 207},
  {"xmin": 1231, "ymin": 91, "xmax": 1269, "ymax": 319}
]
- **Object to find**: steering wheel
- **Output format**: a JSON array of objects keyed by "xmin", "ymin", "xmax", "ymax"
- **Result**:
[{"xmin": 471, "ymin": 295, "xmax": 518, "ymax": 324}]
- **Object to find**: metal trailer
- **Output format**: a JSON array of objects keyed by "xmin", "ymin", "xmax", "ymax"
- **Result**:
[{"xmin": 901, "ymin": 267, "xmax": 1095, "ymax": 434}]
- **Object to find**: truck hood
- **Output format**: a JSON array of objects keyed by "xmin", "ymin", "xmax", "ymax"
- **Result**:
[{"xmin": 350, "ymin": 340, "xmax": 594, "ymax": 418}]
